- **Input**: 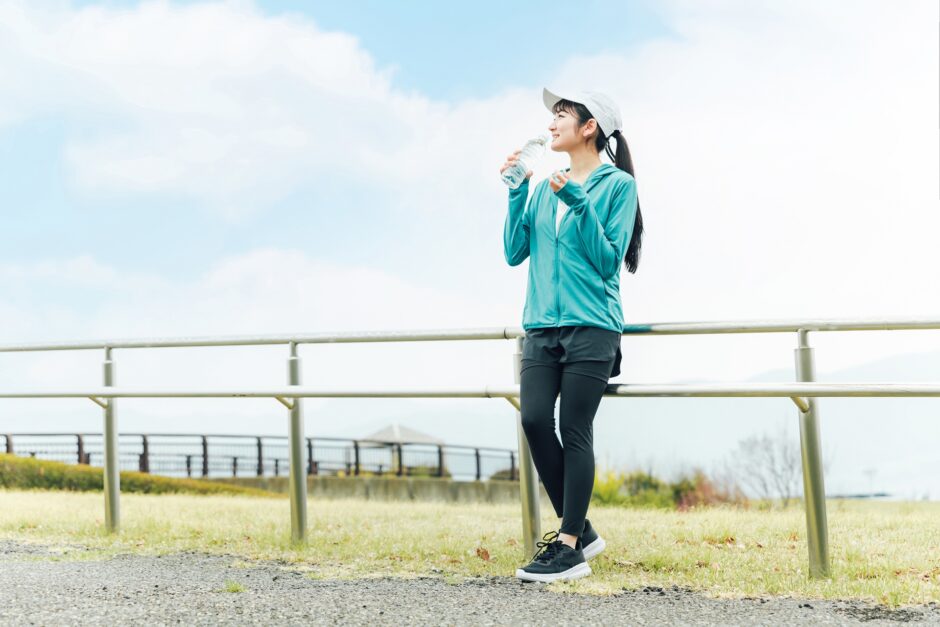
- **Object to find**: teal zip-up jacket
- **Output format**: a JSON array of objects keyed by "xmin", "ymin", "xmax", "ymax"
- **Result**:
[{"xmin": 503, "ymin": 163, "xmax": 638, "ymax": 333}]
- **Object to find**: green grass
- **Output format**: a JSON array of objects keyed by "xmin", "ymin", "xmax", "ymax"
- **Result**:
[
  {"xmin": 0, "ymin": 489, "xmax": 938, "ymax": 607},
  {"xmin": 222, "ymin": 580, "xmax": 245, "ymax": 593}
]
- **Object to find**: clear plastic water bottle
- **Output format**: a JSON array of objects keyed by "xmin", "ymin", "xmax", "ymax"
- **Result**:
[{"xmin": 501, "ymin": 134, "xmax": 550, "ymax": 189}]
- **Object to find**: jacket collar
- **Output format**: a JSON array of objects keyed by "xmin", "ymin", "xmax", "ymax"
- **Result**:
[{"xmin": 562, "ymin": 163, "xmax": 618, "ymax": 192}]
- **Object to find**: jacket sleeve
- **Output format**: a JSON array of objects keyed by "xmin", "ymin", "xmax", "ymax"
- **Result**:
[
  {"xmin": 555, "ymin": 177, "xmax": 638, "ymax": 280},
  {"xmin": 503, "ymin": 178, "xmax": 533, "ymax": 266}
]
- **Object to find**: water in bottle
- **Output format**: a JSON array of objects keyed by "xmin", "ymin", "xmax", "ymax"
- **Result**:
[{"xmin": 501, "ymin": 134, "xmax": 550, "ymax": 189}]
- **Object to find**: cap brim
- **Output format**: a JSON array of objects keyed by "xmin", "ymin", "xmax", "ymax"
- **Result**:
[{"xmin": 542, "ymin": 87, "xmax": 564, "ymax": 113}]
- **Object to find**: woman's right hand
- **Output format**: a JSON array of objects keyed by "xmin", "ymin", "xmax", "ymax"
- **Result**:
[{"xmin": 500, "ymin": 149, "xmax": 533, "ymax": 180}]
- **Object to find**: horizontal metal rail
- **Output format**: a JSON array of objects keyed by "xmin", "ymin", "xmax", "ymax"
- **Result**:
[
  {"xmin": 0, "ymin": 328, "xmax": 523, "ymax": 352},
  {"xmin": 1, "ymin": 382, "xmax": 940, "ymax": 399},
  {"xmin": 1, "ymin": 315, "xmax": 940, "ymax": 352},
  {"xmin": 620, "ymin": 317, "xmax": 940, "ymax": 334}
]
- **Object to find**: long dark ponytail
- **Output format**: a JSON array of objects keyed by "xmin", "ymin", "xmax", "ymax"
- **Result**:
[{"xmin": 552, "ymin": 100, "xmax": 644, "ymax": 273}]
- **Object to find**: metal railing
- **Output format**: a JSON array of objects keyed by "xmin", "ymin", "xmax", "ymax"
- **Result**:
[
  {"xmin": 3, "ymin": 317, "xmax": 940, "ymax": 579},
  {"xmin": 0, "ymin": 433, "xmax": 518, "ymax": 481}
]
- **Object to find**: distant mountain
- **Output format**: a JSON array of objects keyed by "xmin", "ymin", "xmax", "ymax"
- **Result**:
[{"xmin": 746, "ymin": 348, "xmax": 940, "ymax": 383}]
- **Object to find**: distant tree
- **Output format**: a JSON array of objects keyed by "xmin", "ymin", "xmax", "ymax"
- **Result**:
[{"xmin": 728, "ymin": 425, "xmax": 802, "ymax": 508}]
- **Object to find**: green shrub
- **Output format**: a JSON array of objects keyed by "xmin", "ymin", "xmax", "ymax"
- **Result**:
[
  {"xmin": 0, "ymin": 454, "xmax": 277, "ymax": 497},
  {"xmin": 487, "ymin": 467, "xmax": 515, "ymax": 481},
  {"xmin": 334, "ymin": 466, "xmax": 452, "ymax": 479},
  {"xmin": 406, "ymin": 464, "xmax": 452, "ymax": 479},
  {"xmin": 592, "ymin": 469, "xmax": 627, "ymax": 505},
  {"xmin": 592, "ymin": 469, "xmax": 674, "ymax": 509},
  {"xmin": 592, "ymin": 467, "xmax": 745, "ymax": 510},
  {"xmin": 672, "ymin": 468, "xmax": 747, "ymax": 510}
]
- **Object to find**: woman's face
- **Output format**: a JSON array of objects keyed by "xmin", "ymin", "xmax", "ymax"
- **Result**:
[
  {"xmin": 548, "ymin": 108, "xmax": 591, "ymax": 152},
  {"xmin": 548, "ymin": 111, "xmax": 597, "ymax": 152}
]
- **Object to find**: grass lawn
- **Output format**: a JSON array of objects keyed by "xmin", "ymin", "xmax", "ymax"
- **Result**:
[{"xmin": 1, "ymin": 490, "xmax": 938, "ymax": 607}]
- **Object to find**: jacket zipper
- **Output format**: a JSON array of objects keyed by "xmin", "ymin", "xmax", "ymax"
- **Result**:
[
  {"xmin": 552, "ymin": 193, "xmax": 560, "ymax": 324},
  {"xmin": 551, "ymin": 168, "xmax": 603, "ymax": 326}
]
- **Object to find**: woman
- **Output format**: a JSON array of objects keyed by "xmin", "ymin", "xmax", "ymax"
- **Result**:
[{"xmin": 501, "ymin": 88, "xmax": 643, "ymax": 583}]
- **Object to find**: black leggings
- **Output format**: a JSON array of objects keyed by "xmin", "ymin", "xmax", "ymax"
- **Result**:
[{"xmin": 519, "ymin": 362, "xmax": 609, "ymax": 537}]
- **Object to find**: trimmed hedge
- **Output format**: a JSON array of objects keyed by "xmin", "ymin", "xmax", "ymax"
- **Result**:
[{"xmin": 0, "ymin": 454, "xmax": 278, "ymax": 497}]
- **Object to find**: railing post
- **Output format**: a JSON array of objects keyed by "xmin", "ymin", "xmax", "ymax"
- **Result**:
[
  {"xmin": 794, "ymin": 330, "xmax": 831, "ymax": 579},
  {"xmin": 353, "ymin": 441, "xmax": 360, "ymax": 476},
  {"xmin": 102, "ymin": 347, "xmax": 120, "ymax": 533},
  {"xmin": 287, "ymin": 341, "xmax": 307, "ymax": 544},
  {"xmin": 474, "ymin": 448, "xmax": 481, "ymax": 481},
  {"xmin": 396, "ymin": 443, "xmax": 404, "ymax": 476},
  {"xmin": 307, "ymin": 438, "xmax": 314, "ymax": 475},
  {"xmin": 232, "ymin": 456, "xmax": 238, "ymax": 477},
  {"xmin": 437, "ymin": 445, "xmax": 444, "ymax": 478},
  {"xmin": 139, "ymin": 435, "xmax": 150, "ymax": 473},
  {"xmin": 514, "ymin": 336, "xmax": 540, "ymax": 556},
  {"xmin": 201, "ymin": 436, "xmax": 209, "ymax": 477},
  {"xmin": 509, "ymin": 451, "xmax": 516, "ymax": 481},
  {"xmin": 256, "ymin": 436, "xmax": 264, "ymax": 477},
  {"xmin": 185, "ymin": 455, "xmax": 192, "ymax": 478},
  {"xmin": 76, "ymin": 434, "xmax": 85, "ymax": 465},
  {"xmin": 3, "ymin": 434, "xmax": 11, "ymax": 454}
]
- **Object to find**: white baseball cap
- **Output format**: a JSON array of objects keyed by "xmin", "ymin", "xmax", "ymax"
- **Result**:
[{"xmin": 542, "ymin": 87, "xmax": 622, "ymax": 138}]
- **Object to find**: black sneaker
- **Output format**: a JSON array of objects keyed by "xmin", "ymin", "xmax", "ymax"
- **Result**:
[
  {"xmin": 580, "ymin": 518, "xmax": 606, "ymax": 561},
  {"xmin": 515, "ymin": 530, "xmax": 591, "ymax": 583}
]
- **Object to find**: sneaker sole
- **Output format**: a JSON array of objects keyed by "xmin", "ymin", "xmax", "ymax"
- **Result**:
[
  {"xmin": 515, "ymin": 561, "xmax": 592, "ymax": 583},
  {"xmin": 582, "ymin": 536, "xmax": 606, "ymax": 560}
]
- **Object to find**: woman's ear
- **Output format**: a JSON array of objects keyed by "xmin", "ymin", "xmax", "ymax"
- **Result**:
[{"xmin": 582, "ymin": 118, "xmax": 598, "ymax": 139}]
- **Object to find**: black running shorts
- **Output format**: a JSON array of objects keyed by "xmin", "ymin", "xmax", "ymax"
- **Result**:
[{"xmin": 521, "ymin": 326, "xmax": 623, "ymax": 382}]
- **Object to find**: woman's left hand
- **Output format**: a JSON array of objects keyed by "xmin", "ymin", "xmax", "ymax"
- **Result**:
[{"xmin": 549, "ymin": 170, "xmax": 568, "ymax": 193}]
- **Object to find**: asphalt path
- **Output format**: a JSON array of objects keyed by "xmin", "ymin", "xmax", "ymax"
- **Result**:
[{"xmin": 1, "ymin": 540, "xmax": 936, "ymax": 626}]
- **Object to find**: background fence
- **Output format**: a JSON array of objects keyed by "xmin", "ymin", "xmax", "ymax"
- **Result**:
[{"xmin": 0, "ymin": 433, "xmax": 518, "ymax": 482}]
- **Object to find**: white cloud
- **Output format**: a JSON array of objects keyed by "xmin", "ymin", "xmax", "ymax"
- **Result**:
[
  {"xmin": 0, "ymin": 255, "xmax": 123, "ymax": 286},
  {"xmin": 0, "ymin": 0, "xmax": 420, "ymax": 216}
]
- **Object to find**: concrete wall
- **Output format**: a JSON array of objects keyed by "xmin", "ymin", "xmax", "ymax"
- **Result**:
[{"xmin": 213, "ymin": 475, "xmax": 553, "ymax": 506}]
